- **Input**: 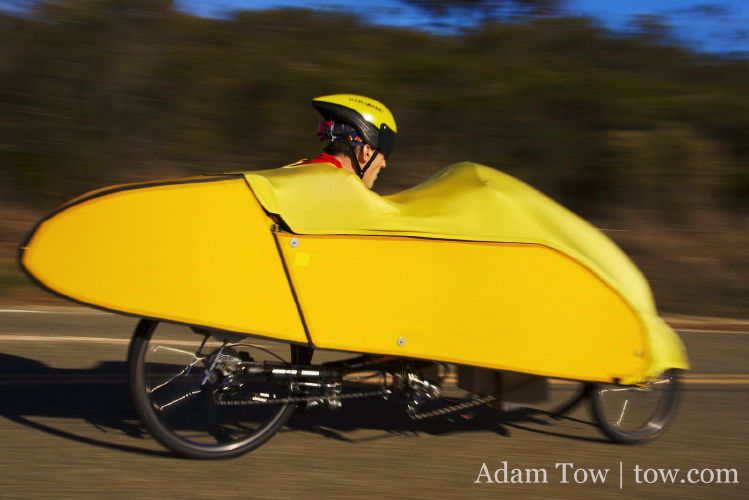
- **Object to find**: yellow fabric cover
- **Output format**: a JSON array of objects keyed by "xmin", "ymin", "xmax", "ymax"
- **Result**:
[
  {"xmin": 20, "ymin": 176, "xmax": 307, "ymax": 342},
  {"xmin": 244, "ymin": 162, "xmax": 689, "ymax": 380}
]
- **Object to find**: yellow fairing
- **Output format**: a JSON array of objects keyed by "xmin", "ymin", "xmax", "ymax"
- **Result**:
[
  {"xmin": 247, "ymin": 162, "xmax": 688, "ymax": 383},
  {"xmin": 277, "ymin": 233, "xmax": 648, "ymax": 382},
  {"xmin": 21, "ymin": 176, "xmax": 306, "ymax": 342},
  {"xmin": 20, "ymin": 162, "xmax": 688, "ymax": 384}
]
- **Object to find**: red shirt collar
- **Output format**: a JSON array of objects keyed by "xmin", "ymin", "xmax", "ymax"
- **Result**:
[{"xmin": 302, "ymin": 153, "xmax": 343, "ymax": 169}]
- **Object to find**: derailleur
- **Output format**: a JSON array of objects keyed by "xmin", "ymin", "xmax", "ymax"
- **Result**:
[
  {"xmin": 390, "ymin": 363, "xmax": 445, "ymax": 416},
  {"xmin": 200, "ymin": 346, "xmax": 251, "ymax": 401},
  {"xmin": 201, "ymin": 345, "xmax": 345, "ymax": 408}
]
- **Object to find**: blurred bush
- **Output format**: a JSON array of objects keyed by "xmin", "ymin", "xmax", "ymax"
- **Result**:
[{"xmin": 0, "ymin": 0, "xmax": 747, "ymax": 315}]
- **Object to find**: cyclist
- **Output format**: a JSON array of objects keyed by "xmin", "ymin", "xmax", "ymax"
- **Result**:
[{"xmin": 304, "ymin": 94, "xmax": 397, "ymax": 189}]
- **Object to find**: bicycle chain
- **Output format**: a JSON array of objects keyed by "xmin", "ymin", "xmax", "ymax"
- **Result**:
[
  {"xmin": 407, "ymin": 395, "xmax": 496, "ymax": 420},
  {"xmin": 216, "ymin": 388, "xmax": 387, "ymax": 406},
  {"xmin": 217, "ymin": 387, "xmax": 497, "ymax": 421}
]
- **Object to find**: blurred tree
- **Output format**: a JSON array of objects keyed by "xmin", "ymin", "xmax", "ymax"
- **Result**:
[
  {"xmin": 399, "ymin": 0, "xmax": 565, "ymax": 26},
  {"xmin": 29, "ymin": 0, "xmax": 173, "ymax": 21},
  {"xmin": 627, "ymin": 14, "xmax": 675, "ymax": 47},
  {"xmin": 1, "ymin": 2, "xmax": 748, "ymax": 213}
]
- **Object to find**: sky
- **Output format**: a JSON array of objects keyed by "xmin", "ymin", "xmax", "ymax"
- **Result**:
[{"xmin": 175, "ymin": 0, "xmax": 749, "ymax": 55}]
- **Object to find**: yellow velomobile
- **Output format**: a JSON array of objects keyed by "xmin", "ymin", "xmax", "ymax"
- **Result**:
[{"xmin": 20, "ymin": 162, "xmax": 689, "ymax": 459}]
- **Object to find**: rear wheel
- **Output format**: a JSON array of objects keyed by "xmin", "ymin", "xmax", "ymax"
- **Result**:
[
  {"xmin": 590, "ymin": 369, "xmax": 681, "ymax": 444},
  {"xmin": 128, "ymin": 319, "xmax": 296, "ymax": 459}
]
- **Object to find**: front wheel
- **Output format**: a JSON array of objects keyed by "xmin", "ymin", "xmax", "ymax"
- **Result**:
[
  {"xmin": 590, "ymin": 369, "xmax": 681, "ymax": 444},
  {"xmin": 128, "ymin": 319, "xmax": 296, "ymax": 459}
]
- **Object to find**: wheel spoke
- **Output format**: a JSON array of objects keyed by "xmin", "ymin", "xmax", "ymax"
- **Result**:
[{"xmin": 128, "ymin": 320, "xmax": 296, "ymax": 459}]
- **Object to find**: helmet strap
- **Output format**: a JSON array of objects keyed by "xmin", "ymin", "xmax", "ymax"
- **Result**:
[
  {"xmin": 343, "ymin": 139, "xmax": 362, "ymax": 177},
  {"xmin": 359, "ymin": 149, "xmax": 381, "ymax": 178}
]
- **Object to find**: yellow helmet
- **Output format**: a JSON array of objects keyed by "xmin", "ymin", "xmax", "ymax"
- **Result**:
[{"xmin": 312, "ymin": 94, "xmax": 397, "ymax": 155}]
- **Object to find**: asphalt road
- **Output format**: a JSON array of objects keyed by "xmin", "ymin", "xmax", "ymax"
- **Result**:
[{"xmin": 0, "ymin": 308, "xmax": 747, "ymax": 499}]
